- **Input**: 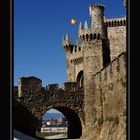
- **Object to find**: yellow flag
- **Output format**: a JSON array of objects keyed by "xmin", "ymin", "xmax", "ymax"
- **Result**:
[{"xmin": 71, "ymin": 18, "xmax": 76, "ymax": 25}]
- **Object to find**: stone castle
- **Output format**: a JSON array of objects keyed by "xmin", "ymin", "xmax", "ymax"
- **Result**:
[{"xmin": 14, "ymin": 2, "xmax": 126, "ymax": 140}]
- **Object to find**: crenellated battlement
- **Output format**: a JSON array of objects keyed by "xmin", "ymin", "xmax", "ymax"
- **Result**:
[
  {"xmin": 89, "ymin": 3, "xmax": 105, "ymax": 13},
  {"xmin": 62, "ymin": 34, "xmax": 83, "ymax": 57},
  {"xmin": 104, "ymin": 17, "xmax": 126, "ymax": 27},
  {"xmin": 78, "ymin": 20, "xmax": 103, "ymax": 41},
  {"xmin": 89, "ymin": 3, "xmax": 105, "ymax": 19},
  {"xmin": 62, "ymin": 34, "xmax": 74, "ymax": 53},
  {"xmin": 71, "ymin": 40, "xmax": 83, "ymax": 54},
  {"xmin": 70, "ymin": 57, "xmax": 83, "ymax": 65},
  {"xmin": 46, "ymin": 81, "xmax": 82, "ymax": 94},
  {"xmin": 18, "ymin": 76, "xmax": 42, "ymax": 97},
  {"xmin": 16, "ymin": 77, "xmax": 83, "ymax": 98},
  {"xmin": 90, "ymin": 3, "xmax": 105, "ymax": 7},
  {"xmin": 78, "ymin": 16, "xmax": 126, "ymax": 40},
  {"xmin": 78, "ymin": 3, "xmax": 107, "ymax": 41},
  {"xmin": 78, "ymin": 21, "xmax": 88, "ymax": 34},
  {"xmin": 46, "ymin": 84, "xmax": 59, "ymax": 94},
  {"xmin": 79, "ymin": 33, "xmax": 101, "ymax": 41},
  {"xmin": 62, "ymin": 82, "xmax": 80, "ymax": 92}
]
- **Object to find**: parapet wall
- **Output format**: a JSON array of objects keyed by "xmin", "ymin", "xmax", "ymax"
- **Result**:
[
  {"xmin": 14, "ymin": 86, "xmax": 85, "ymax": 137},
  {"xmin": 18, "ymin": 76, "xmax": 42, "ymax": 97},
  {"xmin": 14, "ymin": 79, "xmax": 84, "ymax": 119},
  {"xmin": 83, "ymin": 52, "xmax": 126, "ymax": 140},
  {"xmin": 104, "ymin": 17, "xmax": 126, "ymax": 27},
  {"xmin": 108, "ymin": 26, "xmax": 126, "ymax": 61},
  {"xmin": 17, "ymin": 78, "xmax": 83, "ymax": 98},
  {"xmin": 105, "ymin": 17, "xmax": 126, "ymax": 61},
  {"xmin": 94, "ymin": 52, "xmax": 126, "ymax": 119}
]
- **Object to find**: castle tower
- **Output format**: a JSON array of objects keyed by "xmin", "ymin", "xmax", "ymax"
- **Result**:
[
  {"xmin": 78, "ymin": 3, "xmax": 110, "ymax": 130},
  {"xmin": 62, "ymin": 3, "xmax": 111, "ymax": 88},
  {"xmin": 89, "ymin": 3, "xmax": 106, "ymax": 39},
  {"xmin": 78, "ymin": 3, "xmax": 110, "ymax": 77},
  {"xmin": 62, "ymin": 34, "xmax": 84, "ymax": 86}
]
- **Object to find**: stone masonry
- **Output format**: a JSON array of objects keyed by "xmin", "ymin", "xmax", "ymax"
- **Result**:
[
  {"xmin": 14, "ymin": 2, "xmax": 126, "ymax": 140},
  {"xmin": 14, "ymin": 79, "xmax": 84, "ymax": 138}
]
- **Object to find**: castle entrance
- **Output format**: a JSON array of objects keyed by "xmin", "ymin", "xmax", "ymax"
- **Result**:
[
  {"xmin": 56, "ymin": 107, "xmax": 82, "ymax": 139},
  {"xmin": 37, "ymin": 107, "xmax": 82, "ymax": 139},
  {"xmin": 77, "ymin": 70, "xmax": 84, "ymax": 88}
]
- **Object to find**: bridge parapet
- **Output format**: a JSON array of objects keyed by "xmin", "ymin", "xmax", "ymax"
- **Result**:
[
  {"xmin": 14, "ymin": 77, "xmax": 83, "ymax": 99},
  {"xmin": 18, "ymin": 76, "xmax": 42, "ymax": 97},
  {"xmin": 62, "ymin": 82, "xmax": 80, "ymax": 92},
  {"xmin": 46, "ymin": 84, "xmax": 59, "ymax": 95},
  {"xmin": 14, "ymin": 75, "xmax": 85, "ymax": 137},
  {"xmin": 46, "ymin": 82, "xmax": 82, "ymax": 96}
]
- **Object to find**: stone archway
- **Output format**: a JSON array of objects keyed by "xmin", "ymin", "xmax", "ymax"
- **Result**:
[
  {"xmin": 40, "ymin": 106, "xmax": 82, "ymax": 139},
  {"xmin": 14, "ymin": 77, "xmax": 85, "ymax": 138},
  {"xmin": 76, "ymin": 70, "xmax": 84, "ymax": 88}
]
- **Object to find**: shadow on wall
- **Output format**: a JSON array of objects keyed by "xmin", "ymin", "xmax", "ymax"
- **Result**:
[
  {"xmin": 55, "ymin": 107, "xmax": 82, "ymax": 139},
  {"xmin": 13, "ymin": 97, "xmax": 40, "ymax": 137},
  {"xmin": 102, "ymin": 39, "xmax": 111, "ymax": 67},
  {"xmin": 13, "ymin": 98, "xmax": 82, "ymax": 140}
]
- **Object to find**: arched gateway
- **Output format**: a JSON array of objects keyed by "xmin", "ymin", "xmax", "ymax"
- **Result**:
[
  {"xmin": 14, "ymin": 76, "xmax": 85, "ymax": 139},
  {"xmin": 44, "ymin": 107, "xmax": 82, "ymax": 138}
]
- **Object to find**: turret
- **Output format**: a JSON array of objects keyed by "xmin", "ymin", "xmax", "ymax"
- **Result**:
[
  {"xmin": 84, "ymin": 20, "xmax": 90, "ymax": 34},
  {"xmin": 62, "ymin": 34, "xmax": 69, "ymax": 47},
  {"xmin": 72, "ymin": 39, "xmax": 82, "ymax": 54},
  {"xmin": 62, "ymin": 34, "xmax": 74, "ymax": 53},
  {"xmin": 62, "ymin": 34, "xmax": 83, "ymax": 83},
  {"xmin": 78, "ymin": 21, "xmax": 90, "ymax": 37},
  {"xmin": 89, "ymin": 3, "xmax": 107, "ymax": 39},
  {"xmin": 78, "ymin": 21, "xmax": 92, "ymax": 41},
  {"xmin": 84, "ymin": 21, "xmax": 88, "ymax": 30},
  {"xmin": 76, "ymin": 39, "xmax": 79, "ymax": 46},
  {"xmin": 78, "ymin": 22, "xmax": 83, "ymax": 37},
  {"xmin": 78, "ymin": 3, "xmax": 107, "ymax": 41}
]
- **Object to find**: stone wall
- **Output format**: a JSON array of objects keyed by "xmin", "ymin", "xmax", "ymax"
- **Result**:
[
  {"xmin": 14, "ymin": 80, "xmax": 85, "ymax": 137},
  {"xmin": 14, "ymin": 3, "xmax": 126, "ymax": 139},
  {"xmin": 83, "ymin": 52, "xmax": 126, "ymax": 140},
  {"xmin": 107, "ymin": 25, "xmax": 126, "ymax": 61},
  {"xmin": 83, "ymin": 40, "xmax": 104, "ymax": 131},
  {"xmin": 94, "ymin": 52, "xmax": 126, "ymax": 118},
  {"xmin": 66, "ymin": 48, "xmax": 83, "ymax": 82},
  {"xmin": 13, "ymin": 97, "xmax": 39, "ymax": 136},
  {"xmin": 18, "ymin": 76, "xmax": 42, "ymax": 97}
]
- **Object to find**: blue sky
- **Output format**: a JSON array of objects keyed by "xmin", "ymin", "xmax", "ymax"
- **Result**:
[{"xmin": 14, "ymin": 0, "xmax": 126, "ymax": 87}]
